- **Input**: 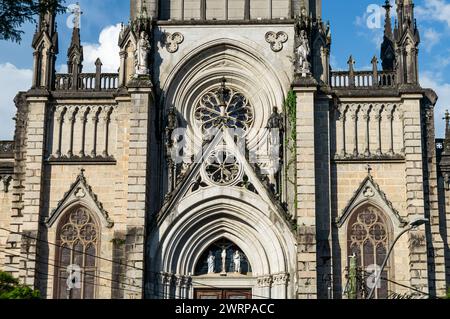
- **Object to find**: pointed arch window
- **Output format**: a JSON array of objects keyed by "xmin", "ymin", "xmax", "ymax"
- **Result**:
[
  {"xmin": 54, "ymin": 206, "xmax": 99, "ymax": 299},
  {"xmin": 347, "ymin": 205, "xmax": 390, "ymax": 299}
]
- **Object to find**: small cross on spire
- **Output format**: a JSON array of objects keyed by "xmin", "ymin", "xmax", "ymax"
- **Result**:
[{"xmin": 366, "ymin": 164, "xmax": 372, "ymax": 176}]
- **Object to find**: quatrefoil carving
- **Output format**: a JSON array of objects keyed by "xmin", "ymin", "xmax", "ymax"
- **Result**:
[
  {"xmin": 163, "ymin": 32, "xmax": 184, "ymax": 53},
  {"xmin": 265, "ymin": 31, "xmax": 288, "ymax": 52}
]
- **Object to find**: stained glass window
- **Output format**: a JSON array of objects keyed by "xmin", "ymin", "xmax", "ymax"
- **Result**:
[
  {"xmin": 55, "ymin": 207, "xmax": 98, "ymax": 299},
  {"xmin": 347, "ymin": 205, "xmax": 390, "ymax": 299},
  {"xmin": 194, "ymin": 80, "xmax": 254, "ymax": 132}
]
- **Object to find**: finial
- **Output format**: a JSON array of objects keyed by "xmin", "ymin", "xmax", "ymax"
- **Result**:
[
  {"xmin": 347, "ymin": 55, "xmax": 355, "ymax": 71},
  {"xmin": 95, "ymin": 58, "xmax": 103, "ymax": 67},
  {"xmin": 80, "ymin": 168, "xmax": 85, "ymax": 176},
  {"xmin": 366, "ymin": 164, "xmax": 372, "ymax": 176},
  {"xmin": 444, "ymin": 110, "xmax": 450, "ymax": 137},
  {"xmin": 371, "ymin": 56, "xmax": 378, "ymax": 65}
]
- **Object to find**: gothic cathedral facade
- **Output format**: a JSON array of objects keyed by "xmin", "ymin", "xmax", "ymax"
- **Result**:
[{"xmin": 0, "ymin": 0, "xmax": 449, "ymax": 299}]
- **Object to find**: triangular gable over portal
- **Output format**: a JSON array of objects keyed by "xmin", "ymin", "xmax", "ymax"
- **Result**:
[
  {"xmin": 45, "ymin": 170, "xmax": 114, "ymax": 228},
  {"xmin": 335, "ymin": 174, "xmax": 407, "ymax": 228}
]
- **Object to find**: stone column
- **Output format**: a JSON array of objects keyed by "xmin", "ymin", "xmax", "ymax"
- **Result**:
[
  {"xmin": 256, "ymin": 275, "xmax": 272, "ymax": 299},
  {"xmin": 363, "ymin": 106, "xmax": 370, "ymax": 157},
  {"xmin": 374, "ymin": 105, "xmax": 382, "ymax": 155},
  {"xmin": 402, "ymin": 94, "xmax": 429, "ymax": 295},
  {"xmin": 387, "ymin": 107, "xmax": 394, "ymax": 155},
  {"xmin": 351, "ymin": 105, "xmax": 359, "ymax": 157},
  {"xmin": 125, "ymin": 81, "xmax": 154, "ymax": 299},
  {"xmin": 423, "ymin": 107, "xmax": 446, "ymax": 297},
  {"xmin": 293, "ymin": 81, "xmax": 317, "ymax": 298},
  {"xmin": 20, "ymin": 96, "xmax": 49, "ymax": 289},
  {"xmin": 338, "ymin": 105, "xmax": 346, "ymax": 157},
  {"xmin": 272, "ymin": 273, "xmax": 289, "ymax": 299}
]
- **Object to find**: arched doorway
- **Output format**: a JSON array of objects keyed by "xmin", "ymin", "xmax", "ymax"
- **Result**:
[{"xmin": 148, "ymin": 190, "xmax": 297, "ymax": 299}]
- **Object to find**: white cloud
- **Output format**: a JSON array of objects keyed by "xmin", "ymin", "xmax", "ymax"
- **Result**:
[
  {"xmin": 421, "ymin": 71, "xmax": 450, "ymax": 138},
  {"xmin": 416, "ymin": 0, "xmax": 450, "ymax": 27},
  {"xmin": 0, "ymin": 63, "xmax": 32, "ymax": 140},
  {"xmin": 423, "ymin": 28, "xmax": 442, "ymax": 52},
  {"xmin": 83, "ymin": 24, "xmax": 121, "ymax": 73}
]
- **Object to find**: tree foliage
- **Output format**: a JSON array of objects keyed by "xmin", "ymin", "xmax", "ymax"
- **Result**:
[
  {"xmin": 0, "ymin": 0, "xmax": 66, "ymax": 43},
  {"xmin": 0, "ymin": 271, "xmax": 40, "ymax": 299}
]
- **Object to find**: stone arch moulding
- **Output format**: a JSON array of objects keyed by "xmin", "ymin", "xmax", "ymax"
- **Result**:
[
  {"xmin": 45, "ymin": 170, "xmax": 114, "ymax": 229},
  {"xmin": 148, "ymin": 191, "xmax": 297, "ymax": 299},
  {"xmin": 335, "ymin": 174, "xmax": 407, "ymax": 229},
  {"xmin": 160, "ymin": 38, "xmax": 291, "ymax": 150}
]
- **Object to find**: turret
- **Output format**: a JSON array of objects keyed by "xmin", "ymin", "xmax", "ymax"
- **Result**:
[
  {"xmin": 393, "ymin": 0, "xmax": 420, "ymax": 85},
  {"xmin": 380, "ymin": 0, "xmax": 395, "ymax": 71},
  {"xmin": 31, "ymin": 5, "xmax": 58, "ymax": 90}
]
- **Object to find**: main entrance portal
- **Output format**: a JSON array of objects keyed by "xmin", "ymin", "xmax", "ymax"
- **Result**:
[{"xmin": 195, "ymin": 289, "xmax": 252, "ymax": 299}]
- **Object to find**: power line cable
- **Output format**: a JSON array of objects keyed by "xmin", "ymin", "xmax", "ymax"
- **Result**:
[
  {"xmin": 0, "ymin": 227, "xmax": 270, "ymax": 299},
  {"xmin": 0, "ymin": 249, "xmax": 182, "ymax": 299}
]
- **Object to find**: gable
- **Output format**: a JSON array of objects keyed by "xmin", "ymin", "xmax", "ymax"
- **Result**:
[
  {"xmin": 157, "ymin": 127, "xmax": 296, "ymax": 230},
  {"xmin": 45, "ymin": 170, "xmax": 114, "ymax": 228},
  {"xmin": 335, "ymin": 174, "xmax": 407, "ymax": 228}
]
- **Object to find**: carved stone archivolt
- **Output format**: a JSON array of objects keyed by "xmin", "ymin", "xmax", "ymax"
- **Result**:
[
  {"xmin": 265, "ymin": 31, "xmax": 288, "ymax": 52},
  {"xmin": 163, "ymin": 32, "xmax": 184, "ymax": 53}
]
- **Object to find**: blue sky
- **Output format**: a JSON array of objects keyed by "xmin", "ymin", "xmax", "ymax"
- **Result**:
[{"xmin": 0, "ymin": 0, "xmax": 449, "ymax": 140}]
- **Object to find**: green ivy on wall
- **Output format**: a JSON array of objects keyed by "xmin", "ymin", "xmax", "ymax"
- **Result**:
[{"xmin": 283, "ymin": 90, "xmax": 298, "ymax": 210}]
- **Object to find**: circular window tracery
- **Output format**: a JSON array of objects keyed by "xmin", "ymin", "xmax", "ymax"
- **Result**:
[
  {"xmin": 194, "ymin": 79, "xmax": 254, "ymax": 132},
  {"xmin": 203, "ymin": 148, "xmax": 242, "ymax": 186}
]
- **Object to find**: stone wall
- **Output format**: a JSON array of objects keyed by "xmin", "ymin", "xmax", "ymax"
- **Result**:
[{"xmin": 159, "ymin": 0, "xmax": 291, "ymax": 20}]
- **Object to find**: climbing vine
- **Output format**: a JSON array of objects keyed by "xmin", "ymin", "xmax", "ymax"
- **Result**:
[{"xmin": 283, "ymin": 90, "xmax": 298, "ymax": 210}]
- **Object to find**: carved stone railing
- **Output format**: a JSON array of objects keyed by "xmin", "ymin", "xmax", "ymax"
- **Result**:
[
  {"xmin": 330, "ymin": 56, "xmax": 396, "ymax": 89},
  {"xmin": 331, "ymin": 70, "xmax": 396, "ymax": 89},
  {"xmin": 54, "ymin": 58, "xmax": 118, "ymax": 91},
  {"xmin": 0, "ymin": 141, "xmax": 14, "ymax": 158},
  {"xmin": 55, "ymin": 73, "xmax": 119, "ymax": 91}
]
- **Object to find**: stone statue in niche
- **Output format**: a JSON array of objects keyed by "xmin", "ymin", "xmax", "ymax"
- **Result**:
[
  {"xmin": 221, "ymin": 248, "xmax": 227, "ymax": 274},
  {"xmin": 165, "ymin": 106, "xmax": 178, "ymax": 149},
  {"xmin": 233, "ymin": 250, "xmax": 241, "ymax": 274},
  {"xmin": 135, "ymin": 31, "xmax": 150, "ymax": 76},
  {"xmin": 295, "ymin": 29, "xmax": 311, "ymax": 76},
  {"xmin": 207, "ymin": 251, "xmax": 215, "ymax": 274},
  {"xmin": 165, "ymin": 107, "xmax": 179, "ymax": 192},
  {"xmin": 266, "ymin": 107, "xmax": 284, "ymax": 197}
]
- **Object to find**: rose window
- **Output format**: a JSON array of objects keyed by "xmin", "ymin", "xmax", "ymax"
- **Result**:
[
  {"xmin": 194, "ymin": 79, "xmax": 254, "ymax": 131},
  {"xmin": 203, "ymin": 148, "xmax": 242, "ymax": 186}
]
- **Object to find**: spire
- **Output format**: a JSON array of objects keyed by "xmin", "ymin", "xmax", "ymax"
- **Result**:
[
  {"xmin": 381, "ymin": 1, "xmax": 395, "ymax": 71},
  {"xmin": 383, "ymin": 0, "xmax": 393, "ymax": 39},
  {"xmin": 67, "ymin": 27, "xmax": 83, "ymax": 75},
  {"xmin": 31, "ymin": 2, "xmax": 59, "ymax": 90},
  {"xmin": 394, "ymin": 0, "xmax": 420, "ymax": 85}
]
